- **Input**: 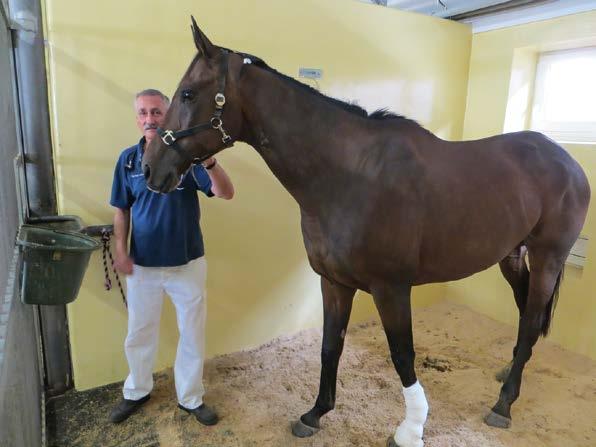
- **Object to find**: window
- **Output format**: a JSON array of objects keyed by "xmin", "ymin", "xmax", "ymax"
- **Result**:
[{"xmin": 531, "ymin": 46, "xmax": 596, "ymax": 143}]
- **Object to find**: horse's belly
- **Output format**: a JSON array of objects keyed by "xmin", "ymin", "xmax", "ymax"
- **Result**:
[
  {"xmin": 302, "ymin": 226, "xmax": 418, "ymax": 291},
  {"xmin": 414, "ymin": 256, "xmax": 500, "ymax": 285},
  {"xmin": 414, "ymin": 226, "xmax": 529, "ymax": 284}
]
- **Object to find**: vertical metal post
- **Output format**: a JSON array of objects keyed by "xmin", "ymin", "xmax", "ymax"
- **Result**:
[{"xmin": 9, "ymin": 0, "xmax": 72, "ymax": 396}]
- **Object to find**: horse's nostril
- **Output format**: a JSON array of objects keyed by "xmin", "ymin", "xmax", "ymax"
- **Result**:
[{"xmin": 143, "ymin": 164, "xmax": 150, "ymax": 180}]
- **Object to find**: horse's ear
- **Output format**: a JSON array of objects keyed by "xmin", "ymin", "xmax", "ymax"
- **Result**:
[{"xmin": 190, "ymin": 16, "xmax": 215, "ymax": 59}]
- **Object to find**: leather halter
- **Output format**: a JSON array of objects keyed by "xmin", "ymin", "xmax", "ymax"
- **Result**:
[{"xmin": 156, "ymin": 49, "xmax": 233, "ymax": 165}]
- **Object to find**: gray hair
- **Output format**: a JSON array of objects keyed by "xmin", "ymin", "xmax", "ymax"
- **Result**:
[{"xmin": 134, "ymin": 89, "xmax": 170, "ymax": 106}]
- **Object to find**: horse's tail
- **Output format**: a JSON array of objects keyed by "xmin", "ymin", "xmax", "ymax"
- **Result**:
[{"xmin": 541, "ymin": 268, "xmax": 564, "ymax": 337}]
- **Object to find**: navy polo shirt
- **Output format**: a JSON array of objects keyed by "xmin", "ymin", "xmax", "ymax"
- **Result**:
[{"xmin": 110, "ymin": 137, "xmax": 214, "ymax": 267}]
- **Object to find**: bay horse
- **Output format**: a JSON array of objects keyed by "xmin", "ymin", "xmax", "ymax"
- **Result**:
[{"xmin": 142, "ymin": 18, "xmax": 590, "ymax": 447}]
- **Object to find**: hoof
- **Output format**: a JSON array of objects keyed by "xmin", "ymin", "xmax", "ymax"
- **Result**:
[
  {"xmin": 484, "ymin": 410, "xmax": 511, "ymax": 429},
  {"xmin": 495, "ymin": 364, "xmax": 512, "ymax": 383},
  {"xmin": 386, "ymin": 436, "xmax": 399, "ymax": 447},
  {"xmin": 291, "ymin": 419, "xmax": 320, "ymax": 438}
]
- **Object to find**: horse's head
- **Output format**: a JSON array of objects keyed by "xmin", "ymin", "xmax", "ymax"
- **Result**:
[{"xmin": 142, "ymin": 17, "xmax": 246, "ymax": 193}]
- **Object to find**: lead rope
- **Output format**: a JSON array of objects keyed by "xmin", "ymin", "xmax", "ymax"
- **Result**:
[{"xmin": 101, "ymin": 229, "xmax": 127, "ymax": 307}]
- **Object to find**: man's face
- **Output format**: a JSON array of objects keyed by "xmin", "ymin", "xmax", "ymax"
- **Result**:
[{"xmin": 135, "ymin": 95, "xmax": 168, "ymax": 143}]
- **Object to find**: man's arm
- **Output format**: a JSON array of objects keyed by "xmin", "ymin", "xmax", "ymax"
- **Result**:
[
  {"xmin": 113, "ymin": 207, "xmax": 134, "ymax": 274},
  {"xmin": 202, "ymin": 157, "xmax": 234, "ymax": 199}
]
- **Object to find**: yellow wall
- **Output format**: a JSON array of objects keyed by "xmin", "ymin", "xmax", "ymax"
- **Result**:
[
  {"xmin": 451, "ymin": 11, "xmax": 596, "ymax": 359},
  {"xmin": 43, "ymin": 0, "xmax": 470, "ymax": 390}
]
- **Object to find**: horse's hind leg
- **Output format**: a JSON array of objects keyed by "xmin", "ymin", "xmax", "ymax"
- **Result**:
[
  {"xmin": 372, "ymin": 283, "xmax": 427, "ymax": 447},
  {"xmin": 291, "ymin": 276, "xmax": 355, "ymax": 438},
  {"xmin": 496, "ymin": 244, "xmax": 529, "ymax": 382},
  {"xmin": 485, "ymin": 248, "xmax": 564, "ymax": 428}
]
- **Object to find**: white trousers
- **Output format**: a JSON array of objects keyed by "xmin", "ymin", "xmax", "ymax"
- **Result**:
[{"xmin": 123, "ymin": 257, "xmax": 207, "ymax": 409}]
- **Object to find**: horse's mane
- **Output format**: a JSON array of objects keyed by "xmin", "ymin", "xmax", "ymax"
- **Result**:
[{"xmin": 225, "ymin": 48, "xmax": 423, "ymax": 127}]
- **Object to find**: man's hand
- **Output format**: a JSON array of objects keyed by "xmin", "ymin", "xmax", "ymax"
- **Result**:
[
  {"xmin": 202, "ymin": 157, "xmax": 234, "ymax": 199},
  {"xmin": 114, "ymin": 251, "xmax": 134, "ymax": 275},
  {"xmin": 201, "ymin": 157, "xmax": 216, "ymax": 170}
]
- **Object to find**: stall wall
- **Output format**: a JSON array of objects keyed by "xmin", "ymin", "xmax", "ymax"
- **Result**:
[
  {"xmin": 43, "ymin": 0, "xmax": 471, "ymax": 390},
  {"xmin": 451, "ymin": 10, "xmax": 596, "ymax": 359},
  {"xmin": 0, "ymin": 9, "xmax": 43, "ymax": 446}
]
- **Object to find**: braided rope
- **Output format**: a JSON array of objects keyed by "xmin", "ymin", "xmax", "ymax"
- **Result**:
[
  {"xmin": 101, "ymin": 232, "xmax": 112, "ymax": 290},
  {"xmin": 101, "ymin": 229, "xmax": 127, "ymax": 308}
]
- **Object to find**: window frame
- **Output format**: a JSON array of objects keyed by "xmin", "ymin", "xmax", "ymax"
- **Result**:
[{"xmin": 531, "ymin": 46, "xmax": 596, "ymax": 144}]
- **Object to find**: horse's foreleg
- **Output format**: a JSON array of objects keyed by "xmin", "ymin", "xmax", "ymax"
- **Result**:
[
  {"xmin": 373, "ymin": 283, "xmax": 427, "ymax": 447},
  {"xmin": 291, "ymin": 276, "xmax": 355, "ymax": 438}
]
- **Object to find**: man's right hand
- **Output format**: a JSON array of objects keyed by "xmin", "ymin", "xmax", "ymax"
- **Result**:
[{"xmin": 114, "ymin": 252, "xmax": 134, "ymax": 275}]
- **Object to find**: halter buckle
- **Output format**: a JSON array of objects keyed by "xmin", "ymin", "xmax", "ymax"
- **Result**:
[
  {"xmin": 161, "ymin": 129, "xmax": 176, "ymax": 146},
  {"xmin": 214, "ymin": 93, "xmax": 226, "ymax": 107},
  {"xmin": 210, "ymin": 117, "xmax": 222, "ymax": 129},
  {"xmin": 210, "ymin": 117, "xmax": 231, "ymax": 145}
]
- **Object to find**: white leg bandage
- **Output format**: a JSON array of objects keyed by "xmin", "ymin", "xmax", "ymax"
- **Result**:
[{"xmin": 393, "ymin": 381, "xmax": 428, "ymax": 447}]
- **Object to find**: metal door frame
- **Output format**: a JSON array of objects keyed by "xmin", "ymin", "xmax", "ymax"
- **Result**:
[{"xmin": 8, "ymin": 0, "xmax": 72, "ymax": 397}]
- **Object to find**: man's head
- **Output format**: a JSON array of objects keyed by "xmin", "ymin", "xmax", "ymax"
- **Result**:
[{"xmin": 135, "ymin": 89, "xmax": 170, "ymax": 143}]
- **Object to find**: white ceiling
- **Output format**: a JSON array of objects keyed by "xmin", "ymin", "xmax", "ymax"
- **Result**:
[
  {"xmin": 382, "ymin": 0, "xmax": 513, "ymax": 18},
  {"xmin": 357, "ymin": 0, "xmax": 596, "ymax": 32}
]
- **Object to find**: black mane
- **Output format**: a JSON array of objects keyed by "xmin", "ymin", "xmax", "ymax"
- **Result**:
[{"xmin": 227, "ymin": 49, "xmax": 418, "ymax": 125}]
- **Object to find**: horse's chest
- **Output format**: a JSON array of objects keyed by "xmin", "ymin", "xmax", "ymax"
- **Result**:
[
  {"xmin": 301, "ymin": 218, "xmax": 333, "ymax": 265},
  {"xmin": 300, "ymin": 215, "xmax": 366, "ymax": 285}
]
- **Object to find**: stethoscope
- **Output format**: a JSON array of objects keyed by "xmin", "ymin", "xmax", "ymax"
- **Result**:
[{"xmin": 124, "ymin": 151, "xmax": 136, "ymax": 170}]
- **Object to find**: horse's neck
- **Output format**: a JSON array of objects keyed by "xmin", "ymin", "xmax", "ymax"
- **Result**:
[{"xmin": 238, "ymin": 68, "xmax": 363, "ymax": 208}]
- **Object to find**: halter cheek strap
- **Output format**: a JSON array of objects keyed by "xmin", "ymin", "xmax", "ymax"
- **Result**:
[{"xmin": 156, "ymin": 49, "xmax": 234, "ymax": 165}]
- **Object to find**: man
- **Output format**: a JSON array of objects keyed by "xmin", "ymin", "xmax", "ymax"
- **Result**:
[{"xmin": 109, "ymin": 88, "xmax": 234, "ymax": 425}]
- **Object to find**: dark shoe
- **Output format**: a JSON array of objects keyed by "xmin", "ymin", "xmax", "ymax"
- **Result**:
[
  {"xmin": 178, "ymin": 403, "xmax": 219, "ymax": 426},
  {"xmin": 109, "ymin": 394, "xmax": 150, "ymax": 423}
]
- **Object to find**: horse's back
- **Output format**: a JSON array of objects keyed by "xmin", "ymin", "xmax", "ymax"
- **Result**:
[
  {"xmin": 417, "ymin": 130, "xmax": 590, "ymax": 211},
  {"xmin": 459, "ymin": 131, "xmax": 591, "ymax": 237},
  {"xmin": 379, "ymin": 128, "xmax": 590, "ymax": 283},
  {"xmin": 302, "ymin": 122, "xmax": 590, "ymax": 287}
]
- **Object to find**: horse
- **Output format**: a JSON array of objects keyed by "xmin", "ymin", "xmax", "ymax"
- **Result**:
[{"xmin": 142, "ymin": 18, "xmax": 591, "ymax": 447}]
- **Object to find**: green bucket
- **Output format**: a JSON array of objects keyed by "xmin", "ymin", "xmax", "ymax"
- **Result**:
[{"xmin": 16, "ymin": 225, "xmax": 101, "ymax": 305}]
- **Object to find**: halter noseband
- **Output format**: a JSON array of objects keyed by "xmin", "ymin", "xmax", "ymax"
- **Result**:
[{"xmin": 156, "ymin": 49, "xmax": 234, "ymax": 165}]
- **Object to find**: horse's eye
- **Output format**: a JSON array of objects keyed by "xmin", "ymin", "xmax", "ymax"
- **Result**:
[{"xmin": 181, "ymin": 89, "xmax": 194, "ymax": 101}]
